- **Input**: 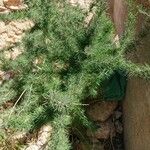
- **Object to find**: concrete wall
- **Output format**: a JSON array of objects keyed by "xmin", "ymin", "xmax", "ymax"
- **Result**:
[{"xmin": 108, "ymin": 0, "xmax": 150, "ymax": 150}]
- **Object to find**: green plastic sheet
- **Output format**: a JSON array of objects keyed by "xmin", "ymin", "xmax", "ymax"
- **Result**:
[{"xmin": 103, "ymin": 70, "xmax": 127, "ymax": 101}]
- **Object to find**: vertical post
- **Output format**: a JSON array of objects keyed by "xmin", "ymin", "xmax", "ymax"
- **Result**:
[
  {"xmin": 123, "ymin": 0, "xmax": 150, "ymax": 149},
  {"xmin": 108, "ymin": 0, "xmax": 150, "ymax": 149},
  {"xmin": 123, "ymin": 32, "xmax": 150, "ymax": 150}
]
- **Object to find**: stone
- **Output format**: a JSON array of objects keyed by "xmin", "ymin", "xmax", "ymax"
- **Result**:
[
  {"xmin": 87, "ymin": 121, "xmax": 115, "ymax": 140},
  {"xmin": 0, "ymin": 5, "xmax": 6, "ymax": 11},
  {"xmin": 26, "ymin": 145, "xmax": 39, "ymax": 150},
  {"xmin": 0, "ymin": 0, "xmax": 4, "ymax": 6},
  {"xmin": 76, "ymin": 142, "xmax": 104, "ymax": 150},
  {"xmin": 9, "ymin": 20, "xmax": 34, "ymax": 31},
  {"xmin": 0, "ymin": 70, "xmax": 5, "ymax": 80},
  {"xmin": 0, "ymin": 33, "xmax": 9, "ymax": 50},
  {"xmin": 11, "ymin": 132, "xmax": 27, "ymax": 143},
  {"xmin": 36, "ymin": 125, "xmax": 52, "ymax": 146},
  {"xmin": 69, "ymin": 0, "xmax": 95, "ymax": 11},
  {"xmin": 4, "ymin": 47, "xmax": 23, "ymax": 60},
  {"xmin": 0, "ymin": 22, "xmax": 6, "ymax": 34},
  {"xmin": 84, "ymin": 12, "xmax": 94, "ymax": 27},
  {"xmin": 113, "ymin": 34, "xmax": 120, "ymax": 48},
  {"xmin": 26, "ymin": 125, "xmax": 52, "ymax": 150},
  {"xmin": 0, "ymin": 6, "xmax": 10, "ymax": 14},
  {"xmin": 1, "ymin": 71, "xmax": 15, "ymax": 81},
  {"xmin": 115, "ymin": 120, "xmax": 123, "ymax": 134},
  {"xmin": 94, "ymin": 127, "xmax": 110, "ymax": 140},
  {"xmin": 87, "ymin": 101, "xmax": 118, "ymax": 122},
  {"xmin": 3, "ymin": 0, "xmax": 23, "ymax": 6},
  {"xmin": 6, "ymin": 4, "xmax": 27, "ymax": 10},
  {"xmin": 2, "ymin": 101, "xmax": 14, "ymax": 109},
  {"xmin": 0, "ymin": 20, "xmax": 34, "ymax": 50},
  {"xmin": 0, "ymin": 118, "xmax": 3, "ymax": 128},
  {"xmin": 114, "ymin": 110, "xmax": 122, "ymax": 120}
]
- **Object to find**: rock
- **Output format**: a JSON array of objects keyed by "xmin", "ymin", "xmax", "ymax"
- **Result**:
[
  {"xmin": 115, "ymin": 120, "xmax": 123, "ymax": 134},
  {"xmin": 0, "ymin": 0, "xmax": 4, "ymax": 6},
  {"xmin": 0, "ymin": 0, "xmax": 27, "ymax": 11},
  {"xmin": 84, "ymin": 12, "xmax": 94, "ymax": 27},
  {"xmin": 69, "ymin": 0, "xmax": 95, "ymax": 11},
  {"xmin": 26, "ymin": 125, "xmax": 52, "ymax": 150},
  {"xmin": 3, "ymin": 0, "xmax": 23, "ymax": 7},
  {"xmin": 26, "ymin": 145, "xmax": 39, "ymax": 150},
  {"xmin": 4, "ymin": 47, "xmax": 23, "ymax": 60},
  {"xmin": 0, "ymin": 70, "xmax": 5, "ymax": 76},
  {"xmin": 11, "ymin": 132, "xmax": 27, "ymax": 143},
  {"xmin": 0, "ymin": 20, "xmax": 34, "ymax": 50},
  {"xmin": 0, "ymin": 6, "xmax": 10, "ymax": 14},
  {"xmin": 36, "ymin": 125, "xmax": 52, "ymax": 147},
  {"xmin": 87, "ymin": 121, "xmax": 115, "ymax": 140},
  {"xmin": 113, "ymin": 34, "xmax": 120, "ymax": 48},
  {"xmin": 76, "ymin": 142, "xmax": 104, "ymax": 150},
  {"xmin": 6, "ymin": 4, "xmax": 27, "ymax": 10},
  {"xmin": 0, "ymin": 118, "xmax": 3, "ymax": 128},
  {"xmin": 0, "ymin": 33, "xmax": 8, "ymax": 50},
  {"xmin": 87, "ymin": 101, "xmax": 118, "ymax": 122},
  {"xmin": 0, "ymin": 5, "xmax": 6, "ymax": 11},
  {"xmin": 0, "ymin": 22, "xmax": 6, "ymax": 34},
  {"xmin": 8, "ymin": 20, "xmax": 34, "ymax": 31},
  {"xmin": 114, "ymin": 110, "xmax": 122, "ymax": 120},
  {"xmin": 94, "ymin": 127, "xmax": 110, "ymax": 140},
  {"xmin": 0, "ymin": 70, "xmax": 15, "ymax": 84},
  {"xmin": 3, "ymin": 101, "xmax": 14, "ymax": 109}
]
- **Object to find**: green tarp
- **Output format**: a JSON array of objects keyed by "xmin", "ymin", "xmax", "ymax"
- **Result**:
[{"xmin": 103, "ymin": 71, "xmax": 127, "ymax": 101}]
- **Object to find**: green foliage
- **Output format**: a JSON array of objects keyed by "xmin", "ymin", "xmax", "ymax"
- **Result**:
[{"xmin": 0, "ymin": 0, "xmax": 150, "ymax": 149}]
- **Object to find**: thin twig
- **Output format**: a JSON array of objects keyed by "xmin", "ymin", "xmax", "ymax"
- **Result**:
[
  {"xmin": 138, "ymin": 9, "xmax": 150, "ymax": 17},
  {"xmin": 72, "ymin": 103, "xmax": 89, "ymax": 106},
  {"xmin": 17, "ymin": 85, "xmax": 33, "ymax": 116},
  {"xmin": 8, "ymin": 89, "xmax": 26, "ymax": 120}
]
